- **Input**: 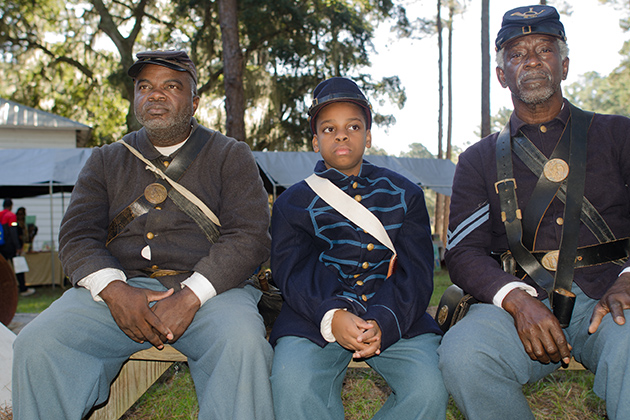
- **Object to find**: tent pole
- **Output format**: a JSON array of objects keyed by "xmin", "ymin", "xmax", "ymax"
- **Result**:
[{"xmin": 49, "ymin": 181, "xmax": 56, "ymax": 289}]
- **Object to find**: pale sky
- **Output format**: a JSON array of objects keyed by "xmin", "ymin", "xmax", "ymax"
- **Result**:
[{"xmin": 367, "ymin": 0, "xmax": 628, "ymax": 157}]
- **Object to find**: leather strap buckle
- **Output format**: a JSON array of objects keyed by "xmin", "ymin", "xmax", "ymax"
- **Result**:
[{"xmin": 495, "ymin": 178, "xmax": 517, "ymax": 194}]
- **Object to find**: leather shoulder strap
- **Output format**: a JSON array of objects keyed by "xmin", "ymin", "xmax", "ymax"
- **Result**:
[
  {"xmin": 496, "ymin": 125, "xmax": 556, "ymax": 293},
  {"xmin": 107, "ymin": 128, "xmax": 220, "ymax": 245},
  {"xmin": 553, "ymin": 104, "xmax": 594, "ymax": 292}
]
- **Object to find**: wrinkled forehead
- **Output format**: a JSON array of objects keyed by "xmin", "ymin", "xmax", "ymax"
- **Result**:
[{"xmin": 502, "ymin": 33, "xmax": 559, "ymax": 51}]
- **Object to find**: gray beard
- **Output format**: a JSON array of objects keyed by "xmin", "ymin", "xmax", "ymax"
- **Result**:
[
  {"xmin": 516, "ymin": 71, "xmax": 558, "ymax": 105},
  {"xmin": 136, "ymin": 112, "xmax": 193, "ymax": 147},
  {"xmin": 143, "ymin": 122, "xmax": 192, "ymax": 147}
]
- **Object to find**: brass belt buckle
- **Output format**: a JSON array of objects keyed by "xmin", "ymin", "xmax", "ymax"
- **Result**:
[{"xmin": 541, "ymin": 250, "xmax": 559, "ymax": 271}]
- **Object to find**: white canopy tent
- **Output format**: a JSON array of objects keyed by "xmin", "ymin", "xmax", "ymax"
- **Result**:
[
  {"xmin": 251, "ymin": 151, "xmax": 456, "ymax": 198},
  {"xmin": 0, "ymin": 148, "xmax": 94, "ymax": 288}
]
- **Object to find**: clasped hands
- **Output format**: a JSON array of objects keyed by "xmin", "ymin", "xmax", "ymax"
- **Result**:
[
  {"xmin": 99, "ymin": 280, "xmax": 201, "ymax": 349},
  {"xmin": 503, "ymin": 273, "xmax": 630, "ymax": 365},
  {"xmin": 331, "ymin": 310, "xmax": 382, "ymax": 359}
]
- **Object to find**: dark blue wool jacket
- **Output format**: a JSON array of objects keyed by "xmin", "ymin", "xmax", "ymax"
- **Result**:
[{"xmin": 270, "ymin": 160, "xmax": 441, "ymax": 351}]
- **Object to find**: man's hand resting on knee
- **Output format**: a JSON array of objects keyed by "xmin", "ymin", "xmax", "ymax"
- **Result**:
[
  {"xmin": 151, "ymin": 286, "xmax": 201, "ymax": 343},
  {"xmin": 99, "ymin": 280, "xmax": 174, "ymax": 349},
  {"xmin": 589, "ymin": 272, "xmax": 630, "ymax": 333},
  {"xmin": 503, "ymin": 288, "xmax": 572, "ymax": 365}
]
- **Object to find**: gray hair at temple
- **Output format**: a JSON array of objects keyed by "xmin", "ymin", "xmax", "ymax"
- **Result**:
[{"xmin": 496, "ymin": 38, "xmax": 569, "ymax": 70}]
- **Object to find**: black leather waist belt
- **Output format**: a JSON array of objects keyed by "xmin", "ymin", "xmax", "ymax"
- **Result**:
[{"xmin": 504, "ymin": 238, "xmax": 630, "ymax": 278}]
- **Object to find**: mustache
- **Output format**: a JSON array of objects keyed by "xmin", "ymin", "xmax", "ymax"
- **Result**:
[{"xmin": 518, "ymin": 70, "xmax": 551, "ymax": 85}]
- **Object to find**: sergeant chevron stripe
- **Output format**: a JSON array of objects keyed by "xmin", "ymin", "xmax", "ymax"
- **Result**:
[{"xmin": 446, "ymin": 203, "xmax": 490, "ymax": 250}]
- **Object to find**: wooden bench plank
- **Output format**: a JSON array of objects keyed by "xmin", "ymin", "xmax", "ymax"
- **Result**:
[
  {"xmin": 130, "ymin": 345, "xmax": 187, "ymax": 362},
  {"xmin": 87, "ymin": 346, "xmax": 186, "ymax": 420},
  {"xmin": 562, "ymin": 358, "xmax": 586, "ymax": 371}
]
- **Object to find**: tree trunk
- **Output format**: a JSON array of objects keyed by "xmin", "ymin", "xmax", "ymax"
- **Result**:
[
  {"xmin": 218, "ymin": 0, "xmax": 246, "ymax": 142},
  {"xmin": 481, "ymin": 0, "xmax": 491, "ymax": 138},
  {"xmin": 436, "ymin": 0, "xmax": 444, "ymax": 161},
  {"xmin": 446, "ymin": 4, "xmax": 453, "ymax": 161},
  {"xmin": 439, "ymin": 3, "xmax": 455, "ymax": 247},
  {"xmin": 434, "ymin": 0, "xmax": 446, "ymax": 243},
  {"xmin": 90, "ymin": 0, "xmax": 146, "ymax": 133}
]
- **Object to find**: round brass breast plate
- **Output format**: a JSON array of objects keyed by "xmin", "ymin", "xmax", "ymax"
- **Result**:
[
  {"xmin": 144, "ymin": 183, "xmax": 168, "ymax": 205},
  {"xmin": 543, "ymin": 159, "xmax": 569, "ymax": 183}
]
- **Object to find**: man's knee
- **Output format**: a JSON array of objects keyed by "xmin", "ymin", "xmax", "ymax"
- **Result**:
[
  {"xmin": 438, "ymin": 327, "xmax": 486, "ymax": 376},
  {"xmin": 13, "ymin": 317, "xmax": 57, "ymax": 362}
]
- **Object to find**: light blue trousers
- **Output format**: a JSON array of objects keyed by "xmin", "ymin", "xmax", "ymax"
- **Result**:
[
  {"xmin": 12, "ymin": 278, "xmax": 274, "ymax": 420},
  {"xmin": 438, "ymin": 282, "xmax": 630, "ymax": 420},
  {"xmin": 271, "ymin": 333, "xmax": 448, "ymax": 420}
]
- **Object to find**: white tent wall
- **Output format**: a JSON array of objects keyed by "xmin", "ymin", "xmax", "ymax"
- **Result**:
[
  {"xmin": 11, "ymin": 193, "xmax": 70, "ymax": 252},
  {"xmin": 0, "ymin": 127, "xmax": 77, "ymax": 149}
]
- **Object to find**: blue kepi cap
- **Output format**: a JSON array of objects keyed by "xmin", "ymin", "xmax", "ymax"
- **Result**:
[
  {"xmin": 495, "ymin": 5, "xmax": 566, "ymax": 51},
  {"xmin": 308, "ymin": 77, "xmax": 372, "ymax": 134}
]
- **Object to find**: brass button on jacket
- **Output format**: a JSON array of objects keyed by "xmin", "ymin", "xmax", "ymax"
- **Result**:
[
  {"xmin": 367, "ymin": 243, "xmax": 375, "ymax": 251},
  {"xmin": 354, "ymin": 195, "xmax": 362, "ymax": 202},
  {"xmin": 146, "ymin": 232, "xmax": 155, "ymax": 240},
  {"xmin": 361, "ymin": 294, "xmax": 368, "ymax": 302},
  {"xmin": 356, "ymin": 280, "xmax": 364, "ymax": 286},
  {"xmin": 361, "ymin": 261, "xmax": 369, "ymax": 269}
]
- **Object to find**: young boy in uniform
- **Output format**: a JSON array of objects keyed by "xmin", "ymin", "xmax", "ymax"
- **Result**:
[{"xmin": 269, "ymin": 77, "xmax": 448, "ymax": 419}]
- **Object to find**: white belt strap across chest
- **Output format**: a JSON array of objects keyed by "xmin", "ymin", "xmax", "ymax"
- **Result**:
[{"xmin": 304, "ymin": 174, "xmax": 396, "ymax": 254}]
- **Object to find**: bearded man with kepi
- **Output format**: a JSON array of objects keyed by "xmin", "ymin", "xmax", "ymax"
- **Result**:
[
  {"xmin": 438, "ymin": 5, "xmax": 630, "ymax": 419},
  {"xmin": 12, "ymin": 50, "xmax": 274, "ymax": 420}
]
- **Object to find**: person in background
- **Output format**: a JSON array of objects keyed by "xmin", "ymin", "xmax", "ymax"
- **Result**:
[
  {"xmin": 0, "ymin": 199, "xmax": 34, "ymax": 296},
  {"xmin": 14, "ymin": 207, "xmax": 36, "ymax": 296}
]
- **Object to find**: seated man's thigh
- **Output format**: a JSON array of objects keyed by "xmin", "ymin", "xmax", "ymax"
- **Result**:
[
  {"xmin": 14, "ymin": 285, "xmax": 149, "ymax": 360},
  {"xmin": 174, "ymin": 285, "xmax": 269, "ymax": 360},
  {"xmin": 438, "ymin": 303, "xmax": 558, "ymax": 384}
]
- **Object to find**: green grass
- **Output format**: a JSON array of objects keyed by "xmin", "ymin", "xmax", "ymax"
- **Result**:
[
  {"xmin": 431, "ymin": 267, "xmax": 452, "ymax": 307},
  {"xmin": 120, "ymin": 364, "xmax": 198, "ymax": 420},
  {"xmin": 15, "ymin": 285, "xmax": 65, "ymax": 313},
  {"xmin": 116, "ymin": 362, "xmax": 605, "ymax": 420}
]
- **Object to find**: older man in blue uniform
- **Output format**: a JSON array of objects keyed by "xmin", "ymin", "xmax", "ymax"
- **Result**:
[{"xmin": 438, "ymin": 5, "xmax": 630, "ymax": 419}]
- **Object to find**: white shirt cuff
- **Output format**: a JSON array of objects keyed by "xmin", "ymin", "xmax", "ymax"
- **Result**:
[
  {"xmin": 182, "ymin": 272, "xmax": 217, "ymax": 306},
  {"xmin": 77, "ymin": 268, "xmax": 127, "ymax": 302},
  {"xmin": 621, "ymin": 267, "xmax": 630, "ymax": 276},
  {"xmin": 320, "ymin": 308, "xmax": 345, "ymax": 343},
  {"xmin": 493, "ymin": 281, "xmax": 538, "ymax": 308}
]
